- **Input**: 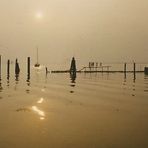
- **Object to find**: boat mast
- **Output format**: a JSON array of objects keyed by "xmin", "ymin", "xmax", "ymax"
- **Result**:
[{"xmin": 36, "ymin": 47, "xmax": 39, "ymax": 64}]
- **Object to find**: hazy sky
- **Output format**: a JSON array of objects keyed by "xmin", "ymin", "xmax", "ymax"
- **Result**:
[{"xmin": 0, "ymin": 0, "xmax": 148, "ymax": 65}]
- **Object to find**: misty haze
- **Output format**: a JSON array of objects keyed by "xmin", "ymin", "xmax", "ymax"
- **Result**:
[{"xmin": 0, "ymin": 0, "xmax": 148, "ymax": 148}]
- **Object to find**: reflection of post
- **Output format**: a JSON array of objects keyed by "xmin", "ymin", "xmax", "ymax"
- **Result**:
[
  {"xmin": 102, "ymin": 67, "xmax": 103, "ymax": 72},
  {"xmin": 107, "ymin": 66, "xmax": 109, "ymax": 72},
  {"xmin": 15, "ymin": 74, "xmax": 19, "ymax": 82},
  {"xmin": 124, "ymin": 72, "xmax": 126, "ymax": 80},
  {"xmin": 0, "ymin": 79, "xmax": 2, "ymax": 92},
  {"xmin": 96, "ymin": 62, "xmax": 98, "ymax": 71},
  {"xmin": 0, "ymin": 57, "xmax": 2, "ymax": 91},
  {"xmin": 70, "ymin": 72, "xmax": 76, "ymax": 93},
  {"xmin": 70, "ymin": 72, "xmax": 76, "ymax": 84},
  {"xmin": 26, "ymin": 57, "xmax": 30, "ymax": 86}
]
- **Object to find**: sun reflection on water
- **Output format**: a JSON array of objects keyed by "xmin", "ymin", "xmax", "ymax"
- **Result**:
[
  {"xmin": 37, "ymin": 97, "xmax": 44, "ymax": 104},
  {"xmin": 32, "ymin": 106, "xmax": 45, "ymax": 120}
]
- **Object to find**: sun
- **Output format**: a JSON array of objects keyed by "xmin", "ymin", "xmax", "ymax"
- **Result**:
[{"xmin": 36, "ymin": 12, "xmax": 43, "ymax": 18}]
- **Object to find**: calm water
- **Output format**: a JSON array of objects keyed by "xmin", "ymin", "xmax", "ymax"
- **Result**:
[{"xmin": 0, "ymin": 67, "xmax": 148, "ymax": 148}]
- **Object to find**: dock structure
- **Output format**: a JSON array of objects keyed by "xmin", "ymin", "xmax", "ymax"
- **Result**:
[
  {"xmin": 50, "ymin": 62, "xmax": 145, "ymax": 74},
  {"xmin": 70, "ymin": 57, "xmax": 76, "ymax": 74},
  {"xmin": 145, "ymin": 67, "xmax": 148, "ymax": 75},
  {"xmin": 78, "ymin": 65, "xmax": 111, "ymax": 73}
]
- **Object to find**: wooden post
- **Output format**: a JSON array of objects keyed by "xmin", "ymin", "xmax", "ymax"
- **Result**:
[
  {"xmin": 15, "ymin": 59, "xmax": 20, "ymax": 75},
  {"xmin": 133, "ymin": 62, "xmax": 136, "ymax": 80},
  {"xmin": 46, "ymin": 67, "xmax": 48, "ymax": 74},
  {"xmin": 26, "ymin": 57, "xmax": 30, "ymax": 82},
  {"xmin": 7, "ymin": 59, "xmax": 10, "ymax": 78},
  {"xmin": 133, "ymin": 62, "xmax": 136, "ymax": 73},
  {"xmin": 144, "ymin": 67, "xmax": 148, "ymax": 75},
  {"xmin": 27, "ymin": 57, "xmax": 30, "ymax": 75},
  {"xmin": 124, "ymin": 63, "xmax": 126, "ymax": 73},
  {"xmin": 0, "ymin": 55, "xmax": 1, "ymax": 79},
  {"xmin": 70, "ymin": 57, "xmax": 76, "ymax": 74}
]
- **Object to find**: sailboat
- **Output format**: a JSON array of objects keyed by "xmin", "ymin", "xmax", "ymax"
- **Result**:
[{"xmin": 34, "ymin": 47, "xmax": 40, "ymax": 67}]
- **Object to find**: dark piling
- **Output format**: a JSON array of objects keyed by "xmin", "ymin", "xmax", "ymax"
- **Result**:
[
  {"xmin": 133, "ymin": 62, "xmax": 136, "ymax": 73},
  {"xmin": 0, "ymin": 55, "xmax": 1, "ymax": 80},
  {"xmin": 70, "ymin": 57, "xmax": 76, "ymax": 75},
  {"xmin": 27, "ymin": 57, "xmax": 30, "ymax": 75},
  {"xmin": 27, "ymin": 57, "xmax": 30, "ymax": 82},
  {"xmin": 15, "ymin": 59, "xmax": 20, "ymax": 75},
  {"xmin": 46, "ymin": 67, "xmax": 48, "ymax": 74},
  {"xmin": 133, "ymin": 62, "xmax": 136, "ymax": 80},
  {"xmin": 144, "ymin": 67, "xmax": 148, "ymax": 75},
  {"xmin": 124, "ymin": 63, "xmax": 126, "ymax": 73},
  {"xmin": 7, "ymin": 59, "xmax": 10, "ymax": 79}
]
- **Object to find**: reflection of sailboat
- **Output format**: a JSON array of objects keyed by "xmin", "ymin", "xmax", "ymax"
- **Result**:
[{"xmin": 34, "ymin": 47, "xmax": 40, "ymax": 67}]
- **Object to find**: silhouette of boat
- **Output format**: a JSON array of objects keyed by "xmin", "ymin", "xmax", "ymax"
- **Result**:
[{"xmin": 34, "ymin": 47, "xmax": 40, "ymax": 67}]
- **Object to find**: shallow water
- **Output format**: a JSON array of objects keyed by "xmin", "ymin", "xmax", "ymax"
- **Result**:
[{"xmin": 0, "ymin": 68, "xmax": 148, "ymax": 148}]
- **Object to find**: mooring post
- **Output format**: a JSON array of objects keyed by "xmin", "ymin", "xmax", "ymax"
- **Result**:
[
  {"xmin": 7, "ymin": 59, "xmax": 10, "ymax": 77},
  {"xmin": 27, "ymin": 57, "xmax": 30, "ymax": 75},
  {"xmin": 0, "ymin": 55, "xmax": 1, "ymax": 80},
  {"xmin": 46, "ymin": 67, "xmax": 48, "ymax": 74},
  {"xmin": 133, "ymin": 62, "xmax": 136, "ymax": 80},
  {"xmin": 70, "ymin": 57, "xmax": 76, "ymax": 74},
  {"xmin": 133, "ymin": 62, "xmax": 136, "ymax": 73},
  {"xmin": 0, "ymin": 55, "xmax": 1, "ymax": 76},
  {"xmin": 124, "ymin": 63, "xmax": 126, "ymax": 73},
  {"xmin": 15, "ymin": 59, "xmax": 20, "ymax": 75}
]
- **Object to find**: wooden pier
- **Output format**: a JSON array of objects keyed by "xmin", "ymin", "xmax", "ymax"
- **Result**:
[
  {"xmin": 50, "ymin": 65, "xmax": 144, "ymax": 73},
  {"xmin": 49, "ymin": 62, "xmax": 145, "ymax": 74},
  {"xmin": 50, "ymin": 70, "xmax": 144, "ymax": 73}
]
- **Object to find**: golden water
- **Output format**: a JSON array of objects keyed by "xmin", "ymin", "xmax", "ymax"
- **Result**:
[{"xmin": 0, "ymin": 70, "xmax": 148, "ymax": 148}]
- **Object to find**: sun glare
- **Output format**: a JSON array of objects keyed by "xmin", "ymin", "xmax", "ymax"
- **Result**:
[{"xmin": 36, "ymin": 12, "xmax": 43, "ymax": 18}]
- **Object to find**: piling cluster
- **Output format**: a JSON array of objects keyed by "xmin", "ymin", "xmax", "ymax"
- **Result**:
[{"xmin": 0, "ymin": 55, "xmax": 31, "ymax": 81}]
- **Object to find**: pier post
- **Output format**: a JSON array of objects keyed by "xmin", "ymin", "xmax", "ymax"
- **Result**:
[
  {"xmin": 15, "ymin": 59, "xmax": 20, "ymax": 75},
  {"xmin": 144, "ymin": 67, "xmax": 148, "ymax": 75},
  {"xmin": 124, "ymin": 63, "xmax": 126, "ymax": 73},
  {"xmin": 133, "ymin": 62, "xmax": 136, "ymax": 80},
  {"xmin": 7, "ymin": 59, "xmax": 10, "ymax": 78},
  {"xmin": 0, "ymin": 55, "xmax": 1, "ymax": 80},
  {"xmin": 46, "ymin": 67, "xmax": 48, "ymax": 74},
  {"xmin": 27, "ymin": 57, "xmax": 30, "ymax": 75},
  {"xmin": 133, "ymin": 62, "xmax": 136, "ymax": 73},
  {"xmin": 27, "ymin": 57, "xmax": 30, "ymax": 81},
  {"xmin": 70, "ymin": 57, "xmax": 76, "ymax": 75}
]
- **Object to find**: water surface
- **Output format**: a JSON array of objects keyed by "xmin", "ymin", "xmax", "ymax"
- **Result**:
[{"xmin": 0, "ymin": 69, "xmax": 148, "ymax": 148}]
